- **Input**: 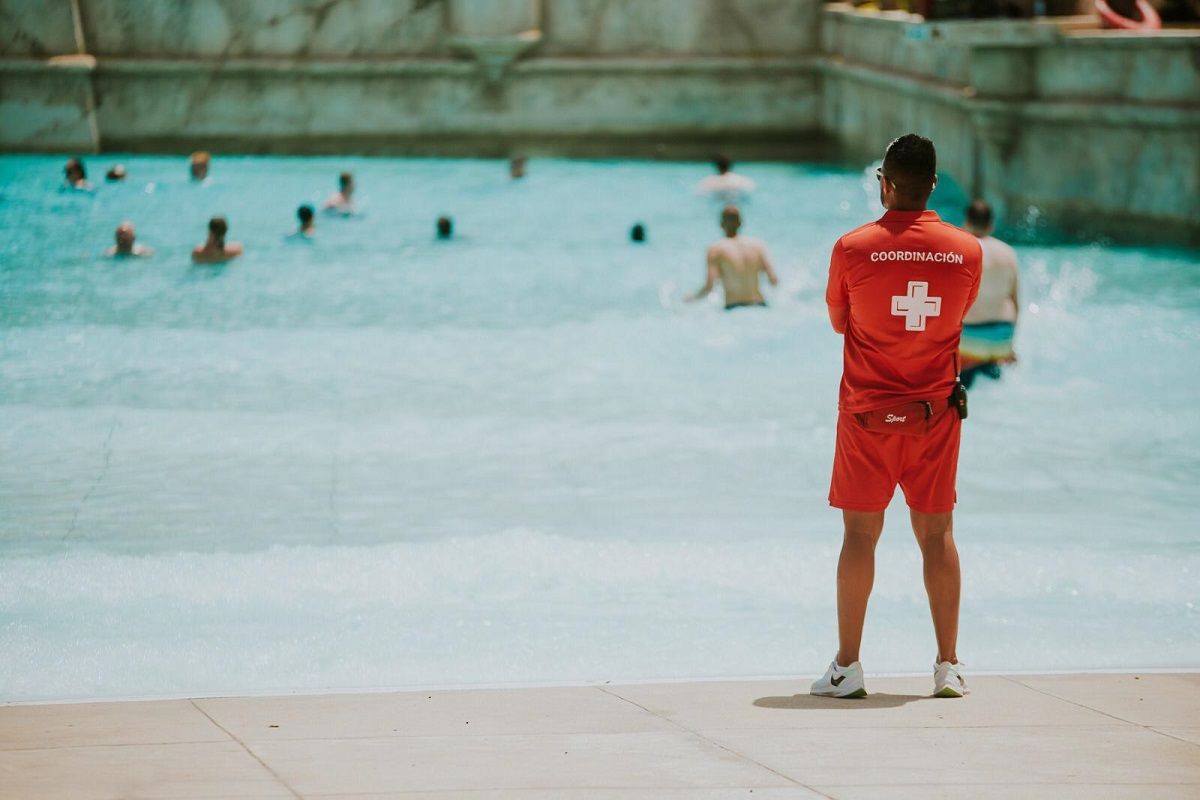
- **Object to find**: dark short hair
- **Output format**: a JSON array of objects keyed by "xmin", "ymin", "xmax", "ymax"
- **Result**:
[
  {"xmin": 297, "ymin": 204, "xmax": 314, "ymax": 223},
  {"xmin": 882, "ymin": 134, "xmax": 937, "ymax": 198},
  {"xmin": 209, "ymin": 216, "xmax": 228, "ymax": 237},
  {"xmin": 339, "ymin": 171, "xmax": 353, "ymax": 187},
  {"xmin": 965, "ymin": 199, "xmax": 993, "ymax": 228},
  {"xmin": 630, "ymin": 223, "xmax": 646, "ymax": 242},
  {"xmin": 436, "ymin": 216, "xmax": 453, "ymax": 238},
  {"xmin": 714, "ymin": 153, "xmax": 731, "ymax": 173},
  {"xmin": 65, "ymin": 158, "xmax": 85, "ymax": 178}
]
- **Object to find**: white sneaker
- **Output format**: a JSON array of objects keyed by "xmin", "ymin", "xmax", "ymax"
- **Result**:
[
  {"xmin": 810, "ymin": 659, "xmax": 867, "ymax": 698},
  {"xmin": 933, "ymin": 660, "xmax": 969, "ymax": 698}
]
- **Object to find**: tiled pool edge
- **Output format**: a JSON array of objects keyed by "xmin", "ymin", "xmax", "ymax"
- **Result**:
[{"xmin": 1, "ymin": 673, "xmax": 1197, "ymax": 798}]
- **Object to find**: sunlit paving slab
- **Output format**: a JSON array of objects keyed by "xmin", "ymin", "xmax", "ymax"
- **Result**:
[
  {"xmin": 1007, "ymin": 673, "xmax": 1200, "ymax": 727},
  {"xmin": 2, "ymin": 674, "xmax": 1198, "ymax": 799},
  {"xmin": 0, "ymin": 742, "xmax": 294, "ymax": 799},
  {"xmin": 194, "ymin": 686, "xmax": 677, "ymax": 740}
]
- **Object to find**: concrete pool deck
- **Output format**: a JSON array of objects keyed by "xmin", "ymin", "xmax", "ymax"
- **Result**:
[{"xmin": 1, "ymin": 673, "xmax": 1198, "ymax": 799}]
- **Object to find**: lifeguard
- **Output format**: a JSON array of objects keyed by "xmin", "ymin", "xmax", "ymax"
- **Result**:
[{"xmin": 811, "ymin": 134, "xmax": 982, "ymax": 700}]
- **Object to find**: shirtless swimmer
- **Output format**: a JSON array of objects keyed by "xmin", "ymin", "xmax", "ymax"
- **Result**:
[{"xmin": 686, "ymin": 205, "xmax": 779, "ymax": 309}]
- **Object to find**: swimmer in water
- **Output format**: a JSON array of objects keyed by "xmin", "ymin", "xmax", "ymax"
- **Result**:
[
  {"xmin": 323, "ymin": 172, "xmax": 356, "ymax": 215},
  {"xmin": 630, "ymin": 223, "xmax": 646, "ymax": 243},
  {"xmin": 192, "ymin": 216, "xmax": 243, "ymax": 263},
  {"xmin": 436, "ymin": 216, "xmax": 453, "ymax": 240},
  {"xmin": 106, "ymin": 221, "xmax": 153, "ymax": 257},
  {"xmin": 509, "ymin": 156, "xmax": 527, "ymax": 179},
  {"xmin": 105, "ymin": 164, "xmax": 127, "ymax": 182},
  {"xmin": 959, "ymin": 198, "xmax": 1019, "ymax": 388},
  {"xmin": 63, "ymin": 158, "xmax": 92, "ymax": 190},
  {"xmin": 291, "ymin": 204, "xmax": 315, "ymax": 238},
  {"xmin": 190, "ymin": 151, "xmax": 211, "ymax": 181},
  {"xmin": 686, "ymin": 205, "xmax": 778, "ymax": 309},
  {"xmin": 695, "ymin": 154, "xmax": 754, "ymax": 203}
]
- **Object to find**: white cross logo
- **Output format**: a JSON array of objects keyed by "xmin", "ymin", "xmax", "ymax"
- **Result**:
[{"xmin": 891, "ymin": 281, "xmax": 941, "ymax": 331}]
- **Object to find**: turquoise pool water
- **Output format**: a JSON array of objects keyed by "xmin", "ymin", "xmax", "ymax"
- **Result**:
[{"xmin": 1, "ymin": 155, "xmax": 1197, "ymax": 702}]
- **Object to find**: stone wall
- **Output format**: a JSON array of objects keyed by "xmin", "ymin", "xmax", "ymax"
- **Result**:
[
  {"xmin": 821, "ymin": 5, "xmax": 1200, "ymax": 242},
  {"xmin": 0, "ymin": 0, "xmax": 824, "ymax": 159}
]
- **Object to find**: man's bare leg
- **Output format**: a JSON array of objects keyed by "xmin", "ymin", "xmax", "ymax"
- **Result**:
[
  {"xmin": 910, "ymin": 509, "xmax": 960, "ymax": 664},
  {"xmin": 836, "ymin": 510, "xmax": 885, "ymax": 666}
]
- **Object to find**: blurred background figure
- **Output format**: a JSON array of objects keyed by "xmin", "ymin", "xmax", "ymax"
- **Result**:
[
  {"xmin": 509, "ymin": 156, "xmax": 527, "ymax": 179},
  {"xmin": 105, "ymin": 221, "xmax": 152, "ymax": 258},
  {"xmin": 192, "ymin": 216, "xmax": 243, "ymax": 263},
  {"xmin": 686, "ymin": 205, "xmax": 777, "ymax": 309},
  {"xmin": 63, "ymin": 158, "xmax": 91, "ymax": 190},
  {"xmin": 105, "ymin": 164, "xmax": 127, "ymax": 182},
  {"xmin": 291, "ymin": 204, "xmax": 315, "ymax": 238},
  {"xmin": 696, "ymin": 153, "xmax": 754, "ymax": 203},
  {"xmin": 189, "ymin": 151, "xmax": 211, "ymax": 181},
  {"xmin": 960, "ymin": 198, "xmax": 1020, "ymax": 388},
  {"xmin": 630, "ymin": 222, "xmax": 646, "ymax": 243},
  {"xmin": 323, "ymin": 172, "xmax": 356, "ymax": 215},
  {"xmin": 436, "ymin": 216, "xmax": 454, "ymax": 240}
]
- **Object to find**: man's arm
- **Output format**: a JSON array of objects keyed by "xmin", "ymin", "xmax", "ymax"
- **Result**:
[
  {"xmin": 685, "ymin": 247, "xmax": 720, "ymax": 302},
  {"xmin": 1010, "ymin": 260, "xmax": 1020, "ymax": 324},
  {"xmin": 825, "ymin": 239, "xmax": 849, "ymax": 333},
  {"xmin": 828, "ymin": 305, "xmax": 848, "ymax": 334},
  {"xmin": 759, "ymin": 243, "xmax": 779, "ymax": 287},
  {"xmin": 960, "ymin": 239, "xmax": 984, "ymax": 324}
]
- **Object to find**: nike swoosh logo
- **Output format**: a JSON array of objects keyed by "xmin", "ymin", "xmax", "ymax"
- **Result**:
[{"xmin": 831, "ymin": 674, "xmax": 845, "ymax": 687}]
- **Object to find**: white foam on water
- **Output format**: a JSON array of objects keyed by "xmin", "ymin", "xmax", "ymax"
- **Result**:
[{"xmin": 0, "ymin": 528, "xmax": 1196, "ymax": 702}]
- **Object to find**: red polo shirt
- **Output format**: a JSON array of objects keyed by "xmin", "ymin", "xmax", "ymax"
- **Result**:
[{"xmin": 826, "ymin": 210, "xmax": 982, "ymax": 413}]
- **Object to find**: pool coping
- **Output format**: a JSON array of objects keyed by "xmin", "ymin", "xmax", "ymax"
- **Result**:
[{"xmin": 2, "ymin": 672, "xmax": 1197, "ymax": 798}]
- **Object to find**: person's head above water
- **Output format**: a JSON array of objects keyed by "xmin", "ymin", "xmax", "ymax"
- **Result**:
[
  {"xmin": 114, "ymin": 221, "xmax": 136, "ymax": 253},
  {"xmin": 964, "ymin": 198, "xmax": 994, "ymax": 236},
  {"xmin": 190, "ymin": 151, "xmax": 211, "ymax": 180},
  {"xmin": 64, "ymin": 158, "xmax": 86, "ymax": 185},
  {"xmin": 714, "ymin": 154, "xmax": 732, "ymax": 175},
  {"xmin": 106, "ymin": 164, "xmax": 126, "ymax": 182},
  {"xmin": 436, "ymin": 216, "xmax": 453, "ymax": 239},
  {"xmin": 630, "ymin": 223, "xmax": 646, "ymax": 243},
  {"xmin": 208, "ymin": 215, "xmax": 228, "ymax": 245},
  {"xmin": 338, "ymin": 171, "xmax": 354, "ymax": 197},
  {"xmin": 878, "ymin": 134, "xmax": 937, "ymax": 212},
  {"xmin": 297, "ymin": 204, "xmax": 315, "ymax": 230},
  {"xmin": 509, "ymin": 157, "xmax": 527, "ymax": 179},
  {"xmin": 719, "ymin": 205, "xmax": 741, "ymax": 237}
]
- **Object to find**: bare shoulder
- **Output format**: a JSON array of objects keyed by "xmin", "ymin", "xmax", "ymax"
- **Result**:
[{"xmin": 992, "ymin": 236, "xmax": 1019, "ymax": 264}]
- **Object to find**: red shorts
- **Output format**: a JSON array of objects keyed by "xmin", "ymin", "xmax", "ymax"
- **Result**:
[{"xmin": 829, "ymin": 407, "xmax": 961, "ymax": 514}]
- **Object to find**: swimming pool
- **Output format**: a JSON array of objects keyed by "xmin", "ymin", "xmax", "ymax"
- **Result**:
[{"xmin": 1, "ymin": 155, "xmax": 1197, "ymax": 702}]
